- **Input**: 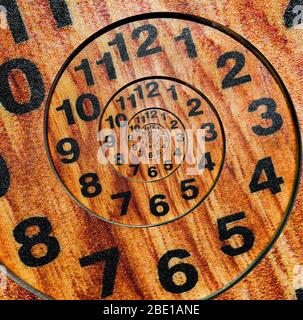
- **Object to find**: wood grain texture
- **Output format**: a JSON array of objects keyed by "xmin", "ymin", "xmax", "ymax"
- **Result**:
[
  {"xmin": 47, "ymin": 76, "xmax": 225, "ymax": 227},
  {"xmin": 0, "ymin": 0, "xmax": 302, "ymax": 300}
]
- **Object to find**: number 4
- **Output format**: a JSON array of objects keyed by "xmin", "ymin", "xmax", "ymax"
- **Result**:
[{"xmin": 249, "ymin": 157, "xmax": 284, "ymax": 194}]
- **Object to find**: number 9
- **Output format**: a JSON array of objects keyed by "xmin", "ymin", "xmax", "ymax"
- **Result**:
[{"xmin": 56, "ymin": 137, "xmax": 80, "ymax": 164}]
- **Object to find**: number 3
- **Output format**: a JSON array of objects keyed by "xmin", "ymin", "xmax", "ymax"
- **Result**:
[{"xmin": 248, "ymin": 98, "xmax": 283, "ymax": 136}]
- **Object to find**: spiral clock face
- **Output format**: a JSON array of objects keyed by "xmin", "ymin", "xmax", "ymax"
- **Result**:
[{"xmin": 0, "ymin": 12, "xmax": 301, "ymax": 299}]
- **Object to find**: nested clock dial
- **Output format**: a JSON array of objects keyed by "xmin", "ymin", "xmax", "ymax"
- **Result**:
[{"xmin": 0, "ymin": 12, "xmax": 300, "ymax": 300}]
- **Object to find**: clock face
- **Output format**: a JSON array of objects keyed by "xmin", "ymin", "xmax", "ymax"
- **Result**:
[
  {"xmin": 47, "ymin": 75, "xmax": 225, "ymax": 227},
  {"xmin": 0, "ymin": 11, "xmax": 301, "ymax": 299}
]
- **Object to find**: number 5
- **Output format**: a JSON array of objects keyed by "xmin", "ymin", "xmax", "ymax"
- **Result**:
[{"xmin": 217, "ymin": 212, "xmax": 255, "ymax": 256}]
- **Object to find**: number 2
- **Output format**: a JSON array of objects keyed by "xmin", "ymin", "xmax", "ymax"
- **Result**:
[
  {"xmin": 132, "ymin": 24, "xmax": 162, "ymax": 57},
  {"xmin": 217, "ymin": 51, "xmax": 251, "ymax": 89},
  {"xmin": 187, "ymin": 98, "xmax": 203, "ymax": 117}
]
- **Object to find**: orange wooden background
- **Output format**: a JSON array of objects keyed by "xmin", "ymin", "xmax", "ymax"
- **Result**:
[{"xmin": 0, "ymin": 0, "xmax": 302, "ymax": 300}]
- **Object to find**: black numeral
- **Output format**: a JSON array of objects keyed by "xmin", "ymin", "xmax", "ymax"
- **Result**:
[
  {"xmin": 0, "ymin": 0, "xmax": 72, "ymax": 44},
  {"xmin": 111, "ymin": 191, "xmax": 131, "ymax": 216},
  {"xmin": 0, "ymin": 155, "xmax": 10, "ymax": 197},
  {"xmin": 56, "ymin": 99, "xmax": 74, "ymax": 124},
  {"xmin": 0, "ymin": 0, "xmax": 28, "ymax": 43},
  {"xmin": 104, "ymin": 135, "xmax": 116, "ymax": 147},
  {"xmin": 56, "ymin": 138, "xmax": 80, "ymax": 164},
  {"xmin": 181, "ymin": 179, "xmax": 199, "ymax": 200},
  {"xmin": 187, "ymin": 98, "xmax": 203, "ymax": 117},
  {"xmin": 217, "ymin": 51, "xmax": 252, "ymax": 89},
  {"xmin": 96, "ymin": 52, "xmax": 117, "ymax": 80},
  {"xmin": 201, "ymin": 123, "xmax": 218, "ymax": 142},
  {"xmin": 218, "ymin": 212, "xmax": 255, "ymax": 256},
  {"xmin": 76, "ymin": 93, "xmax": 101, "ymax": 122},
  {"xmin": 150, "ymin": 194, "xmax": 169, "ymax": 216},
  {"xmin": 108, "ymin": 32, "xmax": 129, "ymax": 62},
  {"xmin": 167, "ymin": 85, "xmax": 178, "ymax": 100},
  {"xmin": 13, "ymin": 217, "xmax": 60, "ymax": 267},
  {"xmin": 79, "ymin": 173, "xmax": 102, "ymax": 198},
  {"xmin": 132, "ymin": 24, "xmax": 162, "ymax": 57},
  {"xmin": 105, "ymin": 114, "xmax": 127, "ymax": 128},
  {"xmin": 296, "ymin": 288, "xmax": 303, "ymax": 300},
  {"xmin": 146, "ymin": 81, "xmax": 160, "ymax": 97},
  {"xmin": 49, "ymin": 0, "xmax": 72, "ymax": 28},
  {"xmin": 74, "ymin": 59, "xmax": 94, "ymax": 86},
  {"xmin": 249, "ymin": 157, "xmax": 284, "ymax": 194},
  {"xmin": 0, "ymin": 59, "xmax": 45, "ymax": 114},
  {"xmin": 56, "ymin": 94, "xmax": 101, "ymax": 125},
  {"xmin": 174, "ymin": 27, "xmax": 197, "ymax": 59},
  {"xmin": 248, "ymin": 98, "xmax": 283, "ymax": 136},
  {"xmin": 148, "ymin": 167, "xmax": 158, "ymax": 178},
  {"xmin": 129, "ymin": 164, "xmax": 140, "ymax": 176},
  {"xmin": 133, "ymin": 84, "xmax": 144, "ymax": 99},
  {"xmin": 170, "ymin": 120, "xmax": 178, "ymax": 129},
  {"xmin": 114, "ymin": 153, "xmax": 125, "ymax": 166},
  {"xmin": 164, "ymin": 161, "xmax": 173, "ymax": 171},
  {"xmin": 198, "ymin": 152, "xmax": 215, "ymax": 171},
  {"xmin": 80, "ymin": 248, "xmax": 120, "ymax": 298},
  {"xmin": 158, "ymin": 249, "xmax": 198, "ymax": 294}
]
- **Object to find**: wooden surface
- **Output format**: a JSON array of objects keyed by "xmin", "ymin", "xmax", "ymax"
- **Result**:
[
  {"xmin": 47, "ymin": 76, "xmax": 225, "ymax": 227},
  {"xmin": 0, "ymin": 0, "xmax": 302, "ymax": 300}
]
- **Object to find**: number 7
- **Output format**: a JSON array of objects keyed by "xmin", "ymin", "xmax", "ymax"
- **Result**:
[
  {"xmin": 111, "ymin": 191, "xmax": 131, "ymax": 216},
  {"xmin": 79, "ymin": 248, "xmax": 120, "ymax": 298}
]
